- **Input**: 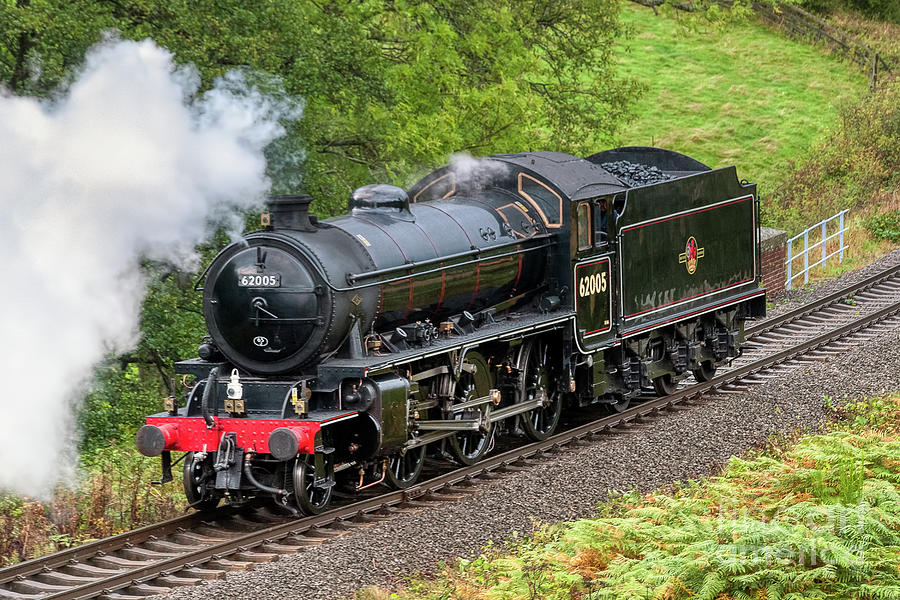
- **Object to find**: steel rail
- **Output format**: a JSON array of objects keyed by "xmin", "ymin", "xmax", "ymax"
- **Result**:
[
  {"xmin": 746, "ymin": 262, "xmax": 900, "ymax": 336},
  {"xmin": 0, "ymin": 510, "xmax": 238, "ymax": 587},
  {"xmin": 37, "ymin": 295, "xmax": 900, "ymax": 600}
]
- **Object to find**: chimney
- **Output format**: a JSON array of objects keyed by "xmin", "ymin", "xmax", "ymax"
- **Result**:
[{"xmin": 268, "ymin": 194, "xmax": 317, "ymax": 232}]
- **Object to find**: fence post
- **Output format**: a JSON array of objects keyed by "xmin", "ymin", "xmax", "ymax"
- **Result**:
[
  {"xmin": 870, "ymin": 52, "xmax": 879, "ymax": 91},
  {"xmin": 803, "ymin": 230, "xmax": 809, "ymax": 285},
  {"xmin": 839, "ymin": 210, "xmax": 846, "ymax": 261},
  {"xmin": 821, "ymin": 221, "xmax": 827, "ymax": 269},
  {"xmin": 787, "ymin": 239, "xmax": 793, "ymax": 291}
]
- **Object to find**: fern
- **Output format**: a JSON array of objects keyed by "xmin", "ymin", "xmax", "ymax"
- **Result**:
[{"xmin": 383, "ymin": 397, "xmax": 900, "ymax": 600}]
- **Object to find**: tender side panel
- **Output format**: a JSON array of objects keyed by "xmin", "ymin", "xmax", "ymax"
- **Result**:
[{"xmin": 618, "ymin": 173, "xmax": 757, "ymax": 329}]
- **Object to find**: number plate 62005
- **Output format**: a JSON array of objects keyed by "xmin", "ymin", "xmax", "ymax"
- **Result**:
[{"xmin": 238, "ymin": 273, "xmax": 281, "ymax": 288}]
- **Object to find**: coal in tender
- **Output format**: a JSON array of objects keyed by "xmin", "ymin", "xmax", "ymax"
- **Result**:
[{"xmin": 601, "ymin": 160, "xmax": 674, "ymax": 188}]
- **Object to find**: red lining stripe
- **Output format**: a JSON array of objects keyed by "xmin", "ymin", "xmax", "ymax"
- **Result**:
[
  {"xmin": 412, "ymin": 220, "xmax": 442, "ymax": 313},
  {"xmin": 436, "ymin": 265, "xmax": 446, "ymax": 311},
  {"xmin": 621, "ymin": 195, "xmax": 752, "ymax": 233},
  {"xmin": 354, "ymin": 216, "xmax": 414, "ymax": 317},
  {"xmin": 512, "ymin": 252, "xmax": 523, "ymax": 292},
  {"xmin": 466, "ymin": 262, "xmax": 482, "ymax": 310},
  {"xmin": 464, "ymin": 256, "xmax": 514, "ymax": 309},
  {"xmin": 418, "ymin": 203, "xmax": 475, "ymax": 312},
  {"xmin": 322, "ymin": 411, "xmax": 359, "ymax": 423}
]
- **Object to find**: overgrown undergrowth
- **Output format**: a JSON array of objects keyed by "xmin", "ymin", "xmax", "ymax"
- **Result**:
[
  {"xmin": 0, "ymin": 446, "xmax": 183, "ymax": 565},
  {"xmin": 764, "ymin": 76, "xmax": 900, "ymax": 283},
  {"xmin": 826, "ymin": 11, "xmax": 900, "ymax": 65},
  {"xmin": 618, "ymin": 4, "xmax": 899, "ymax": 279},
  {"xmin": 768, "ymin": 78, "xmax": 900, "ymax": 235},
  {"xmin": 366, "ymin": 396, "xmax": 900, "ymax": 600}
]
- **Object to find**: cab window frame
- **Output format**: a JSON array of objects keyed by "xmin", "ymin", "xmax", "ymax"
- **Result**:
[
  {"xmin": 593, "ymin": 196, "xmax": 611, "ymax": 249},
  {"xmin": 576, "ymin": 201, "xmax": 593, "ymax": 252}
]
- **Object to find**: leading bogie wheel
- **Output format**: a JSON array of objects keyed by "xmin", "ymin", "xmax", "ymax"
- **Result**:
[
  {"xmin": 384, "ymin": 445, "xmax": 426, "ymax": 489},
  {"xmin": 448, "ymin": 352, "xmax": 495, "ymax": 465},
  {"xmin": 292, "ymin": 455, "xmax": 333, "ymax": 515},
  {"xmin": 183, "ymin": 452, "xmax": 219, "ymax": 511},
  {"xmin": 516, "ymin": 338, "xmax": 563, "ymax": 441}
]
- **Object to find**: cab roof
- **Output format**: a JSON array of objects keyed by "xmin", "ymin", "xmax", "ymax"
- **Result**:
[{"xmin": 489, "ymin": 151, "xmax": 628, "ymax": 201}]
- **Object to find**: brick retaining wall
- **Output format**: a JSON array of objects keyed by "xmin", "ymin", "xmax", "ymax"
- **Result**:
[{"xmin": 760, "ymin": 227, "xmax": 788, "ymax": 296}]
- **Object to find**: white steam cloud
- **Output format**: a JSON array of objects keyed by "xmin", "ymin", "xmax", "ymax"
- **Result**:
[
  {"xmin": 0, "ymin": 38, "xmax": 302, "ymax": 498},
  {"xmin": 447, "ymin": 152, "xmax": 509, "ymax": 192}
]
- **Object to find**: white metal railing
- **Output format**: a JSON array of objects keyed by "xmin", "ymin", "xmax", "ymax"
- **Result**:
[{"xmin": 786, "ymin": 209, "xmax": 850, "ymax": 290}]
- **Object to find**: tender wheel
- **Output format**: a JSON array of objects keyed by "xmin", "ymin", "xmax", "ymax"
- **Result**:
[
  {"xmin": 608, "ymin": 397, "xmax": 631, "ymax": 413},
  {"xmin": 652, "ymin": 373, "xmax": 678, "ymax": 396},
  {"xmin": 292, "ymin": 456, "xmax": 333, "ymax": 515},
  {"xmin": 448, "ymin": 352, "xmax": 495, "ymax": 465},
  {"xmin": 516, "ymin": 339, "xmax": 563, "ymax": 441},
  {"xmin": 384, "ymin": 446, "xmax": 426, "ymax": 489},
  {"xmin": 692, "ymin": 360, "xmax": 718, "ymax": 382},
  {"xmin": 183, "ymin": 452, "xmax": 219, "ymax": 511}
]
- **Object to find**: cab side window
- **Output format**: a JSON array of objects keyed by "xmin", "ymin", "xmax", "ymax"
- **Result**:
[
  {"xmin": 594, "ymin": 199, "xmax": 609, "ymax": 246},
  {"xmin": 577, "ymin": 202, "xmax": 592, "ymax": 251}
]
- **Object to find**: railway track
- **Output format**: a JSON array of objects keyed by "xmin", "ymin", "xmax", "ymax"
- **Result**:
[
  {"xmin": 696, "ymin": 262, "xmax": 900, "ymax": 389},
  {"xmin": 3, "ymin": 263, "xmax": 900, "ymax": 600}
]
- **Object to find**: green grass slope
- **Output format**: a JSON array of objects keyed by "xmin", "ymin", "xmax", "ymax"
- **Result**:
[{"xmin": 615, "ymin": 5, "xmax": 867, "ymax": 189}]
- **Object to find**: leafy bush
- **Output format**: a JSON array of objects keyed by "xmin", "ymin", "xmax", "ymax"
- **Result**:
[
  {"xmin": 766, "ymin": 79, "xmax": 900, "ymax": 234},
  {"xmin": 802, "ymin": 0, "xmax": 900, "ymax": 24},
  {"xmin": 0, "ymin": 0, "xmax": 641, "ymax": 213},
  {"xmin": 865, "ymin": 209, "xmax": 900, "ymax": 242}
]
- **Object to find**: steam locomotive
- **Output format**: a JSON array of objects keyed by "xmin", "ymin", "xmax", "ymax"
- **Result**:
[{"xmin": 136, "ymin": 147, "xmax": 765, "ymax": 514}]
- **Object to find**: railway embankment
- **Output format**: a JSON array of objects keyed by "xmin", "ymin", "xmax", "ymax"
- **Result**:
[{"xmin": 368, "ymin": 392, "xmax": 900, "ymax": 599}]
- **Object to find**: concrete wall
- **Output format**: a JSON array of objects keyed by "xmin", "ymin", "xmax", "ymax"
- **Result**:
[{"xmin": 760, "ymin": 227, "xmax": 788, "ymax": 296}]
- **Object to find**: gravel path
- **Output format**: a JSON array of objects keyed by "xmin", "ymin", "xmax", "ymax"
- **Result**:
[{"xmin": 167, "ymin": 254, "xmax": 900, "ymax": 600}]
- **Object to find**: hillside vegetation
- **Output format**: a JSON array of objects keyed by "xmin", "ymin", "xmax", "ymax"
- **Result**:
[
  {"xmin": 0, "ymin": 446, "xmax": 182, "ymax": 564},
  {"xmin": 617, "ymin": 4, "xmax": 899, "ymax": 276},
  {"xmin": 367, "ymin": 395, "xmax": 900, "ymax": 600},
  {"xmin": 769, "ymin": 78, "xmax": 900, "ymax": 234},
  {"xmin": 616, "ymin": 4, "xmax": 866, "ymax": 191},
  {"xmin": 803, "ymin": 0, "xmax": 900, "ymax": 24},
  {"xmin": 826, "ymin": 11, "xmax": 900, "ymax": 64}
]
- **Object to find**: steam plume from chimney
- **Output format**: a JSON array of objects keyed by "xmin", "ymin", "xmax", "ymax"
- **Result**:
[{"xmin": 0, "ymin": 37, "xmax": 302, "ymax": 497}]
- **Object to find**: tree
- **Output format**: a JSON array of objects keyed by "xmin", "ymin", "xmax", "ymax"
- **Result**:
[
  {"xmin": 1, "ymin": 0, "xmax": 639, "ymax": 209},
  {"xmin": 1, "ymin": 0, "xmax": 640, "ymax": 449}
]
